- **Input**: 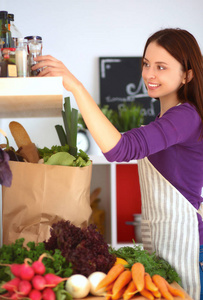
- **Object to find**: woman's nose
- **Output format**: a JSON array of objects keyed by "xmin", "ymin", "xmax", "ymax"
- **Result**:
[{"xmin": 147, "ymin": 68, "xmax": 156, "ymax": 79}]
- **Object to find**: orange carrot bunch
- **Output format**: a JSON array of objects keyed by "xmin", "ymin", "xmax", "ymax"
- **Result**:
[{"xmin": 95, "ymin": 263, "xmax": 186, "ymax": 300}]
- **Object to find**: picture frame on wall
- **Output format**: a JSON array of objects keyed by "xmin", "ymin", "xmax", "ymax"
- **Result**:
[{"xmin": 99, "ymin": 57, "xmax": 160, "ymax": 125}]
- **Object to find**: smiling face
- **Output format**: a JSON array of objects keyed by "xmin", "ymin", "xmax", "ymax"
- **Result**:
[{"xmin": 142, "ymin": 41, "xmax": 186, "ymax": 107}]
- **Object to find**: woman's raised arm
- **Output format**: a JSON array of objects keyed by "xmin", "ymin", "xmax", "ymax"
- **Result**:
[{"xmin": 33, "ymin": 55, "xmax": 122, "ymax": 153}]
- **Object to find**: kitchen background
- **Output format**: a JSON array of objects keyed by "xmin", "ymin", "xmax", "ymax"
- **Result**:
[{"xmin": 0, "ymin": 0, "xmax": 203, "ymax": 245}]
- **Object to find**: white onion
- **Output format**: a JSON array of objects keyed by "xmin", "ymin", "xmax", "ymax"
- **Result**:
[
  {"xmin": 65, "ymin": 274, "xmax": 91, "ymax": 298},
  {"xmin": 88, "ymin": 271, "xmax": 107, "ymax": 296}
]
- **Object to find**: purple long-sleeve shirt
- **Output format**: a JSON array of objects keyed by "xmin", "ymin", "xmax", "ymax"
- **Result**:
[{"xmin": 103, "ymin": 103, "xmax": 203, "ymax": 244}]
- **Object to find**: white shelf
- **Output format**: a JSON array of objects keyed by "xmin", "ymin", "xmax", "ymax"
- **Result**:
[
  {"xmin": 0, "ymin": 77, "xmax": 63, "ymax": 118},
  {"xmin": 90, "ymin": 154, "xmax": 137, "ymax": 165},
  {"xmin": 89, "ymin": 155, "xmax": 111, "ymax": 164}
]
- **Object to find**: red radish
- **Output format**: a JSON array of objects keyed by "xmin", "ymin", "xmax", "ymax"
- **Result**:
[
  {"xmin": 19, "ymin": 258, "xmax": 34, "ymax": 281},
  {"xmin": 32, "ymin": 253, "xmax": 50, "ymax": 275},
  {"xmin": 0, "ymin": 292, "xmax": 12, "ymax": 298},
  {"xmin": 18, "ymin": 280, "xmax": 32, "ymax": 296},
  {"xmin": 32, "ymin": 275, "xmax": 49, "ymax": 291},
  {"xmin": 42, "ymin": 288, "xmax": 56, "ymax": 300},
  {"xmin": 1, "ymin": 292, "xmax": 24, "ymax": 299},
  {"xmin": 44, "ymin": 273, "xmax": 68, "ymax": 288},
  {"xmin": 32, "ymin": 260, "xmax": 46, "ymax": 275},
  {"xmin": 0, "ymin": 263, "xmax": 22, "ymax": 277},
  {"xmin": 1, "ymin": 277, "xmax": 21, "ymax": 292},
  {"xmin": 10, "ymin": 293, "xmax": 23, "ymax": 299},
  {"xmin": 0, "ymin": 292, "xmax": 10, "ymax": 296},
  {"xmin": 29, "ymin": 289, "xmax": 42, "ymax": 300}
]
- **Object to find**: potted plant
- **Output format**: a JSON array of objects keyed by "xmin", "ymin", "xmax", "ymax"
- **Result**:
[{"xmin": 78, "ymin": 103, "xmax": 144, "ymax": 132}]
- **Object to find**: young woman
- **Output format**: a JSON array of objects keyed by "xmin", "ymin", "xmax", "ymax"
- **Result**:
[{"xmin": 33, "ymin": 28, "xmax": 203, "ymax": 299}]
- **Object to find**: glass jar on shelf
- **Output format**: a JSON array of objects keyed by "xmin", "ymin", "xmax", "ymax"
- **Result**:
[
  {"xmin": 1, "ymin": 47, "xmax": 17, "ymax": 77},
  {"xmin": 15, "ymin": 37, "xmax": 27, "ymax": 77},
  {"xmin": 25, "ymin": 35, "xmax": 42, "ymax": 76}
]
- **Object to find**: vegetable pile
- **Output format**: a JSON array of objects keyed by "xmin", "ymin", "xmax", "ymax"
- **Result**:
[
  {"xmin": 0, "ymin": 254, "xmax": 71, "ymax": 300},
  {"xmin": 95, "ymin": 262, "xmax": 185, "ymax": 300},
  {"xmin": 0, "ymin": 221, "xmax": 185, "ymax": 299},
  {"xmin": 44, "ymin": 220, "xmax": 116, "ymax": 277}
]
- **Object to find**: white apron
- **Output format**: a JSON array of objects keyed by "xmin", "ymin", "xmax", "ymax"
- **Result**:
[{"xmin": 137, "ymin": 157, "xmax": 201, "ymax": 300}]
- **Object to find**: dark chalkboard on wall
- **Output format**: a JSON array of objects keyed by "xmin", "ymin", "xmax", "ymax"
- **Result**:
[{"xmin": 99, "ymin": 57, "xmax": 160, "ymax": 125}]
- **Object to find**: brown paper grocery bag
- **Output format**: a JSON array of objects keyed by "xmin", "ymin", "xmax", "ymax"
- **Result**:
[{"xmin": 2, "ymin": 160, "xmax": 92, "ymax": 245}]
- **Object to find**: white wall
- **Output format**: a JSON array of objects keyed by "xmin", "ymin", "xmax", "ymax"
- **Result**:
[{"xmin": 0, "ymin": 0, "xmax": 203, "ymax": 148}]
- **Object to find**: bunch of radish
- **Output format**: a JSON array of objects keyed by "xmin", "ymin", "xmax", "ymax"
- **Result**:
[{"xmin": 0, "ymin": 254, "xmax": 68, "ymax": 300}]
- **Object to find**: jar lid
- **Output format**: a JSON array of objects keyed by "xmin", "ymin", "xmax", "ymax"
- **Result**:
[
  {"xmin": 8, "ymin": 13, "xmax": 14, "ymax": 21},
  {"xmin": 24, "ymin": 36, "xmax": 42, "ymax": 41},
  {"xmin": 3, "ymin": 47, "xmax": 16, "ymax": 51},
  {"xmin": 2, "ymin": 48, "xmax": 16, "ymax": 53},
  {"xmin": 0, "ymin": 11, "xmax": 8, "ymax": 19}
]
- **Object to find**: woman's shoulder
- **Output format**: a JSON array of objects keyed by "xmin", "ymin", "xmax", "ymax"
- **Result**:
[
  {"xmin": 159, "ymin": 102, "xmax": 202, "ymax": 140},
  {"xmin": 164, "ymin": 102, "xmax": 200, "ymax": 122}
]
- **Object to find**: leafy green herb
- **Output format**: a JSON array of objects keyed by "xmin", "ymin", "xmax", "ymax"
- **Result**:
[
  {"xmin": 114, "ymin": 103, "xmax": 144, "ymax": 132},
  {"xmin": 0, "ymin": 238, "xmax": 73, "ymax": 284},
  {"xmin": 78, "ymin": 103, "xmax": 144, "ymax": 132},
  {"xmin": 109, "ymin": 242, "xmax": 181, "ymax": 285},
  {"xmin": 54, "ymin": 282, "xmax": 72, "ymax": 300}
]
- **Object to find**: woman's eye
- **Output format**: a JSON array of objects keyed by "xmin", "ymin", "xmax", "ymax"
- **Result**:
[
  {"xmin": 143, "ymin": 62, "xmax": 149, "ymax": 68},
  {"xmin": 158, "ymin": 65, "xmax": 165, "ymax": 70}
]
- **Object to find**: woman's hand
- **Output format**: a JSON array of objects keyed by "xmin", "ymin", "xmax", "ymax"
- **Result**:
[{"xmin": 33, "ymin": 55, "xmax": 81, "ymax": 93}]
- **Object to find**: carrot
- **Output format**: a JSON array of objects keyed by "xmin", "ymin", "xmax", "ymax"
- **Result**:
[
  {"xmin": 140, "ymin": 288, "xmax": 155, "ymax": 300},
  {"xmin": 106, "ymin": 282, "xmax": 115, "ymax": 292},
  {"xmin": 112, "ymin": 270, "xmax": 132, "ymax": 298},
  {"xmin": 112, "ymin": 286, "xmax": 126, "ymax": 300},
  {"xmin": 105, "ymin": 282, "xmax": 115, "ymax": 300},
  {"xmin": 105, "ymin": 290, "xmax": 112, "ymax": 300},
  {"xmin": 95, "ymin": 264, "xmax": 125, "ymax": 291},
  {"xmin": 144, "ymin": 273, "xmax": 158, "ymax": 292},
  {"xmin": 151, "ymin": 290, "xmax": 162, "ymax": 298},
  {"xmin": 165, "ymin": 281, "xmax": 185, "ymax": 299},
  {"xmin": 152, "ymin": 275, "xmax": 174, "ymax": 300},
  {"xmin": 123, "ymin": 280, "xmax": 138, "ymax": 300},
  {"xmin": 105, "ymin": 293, "xmax": 112, "ymax": 300},
  {"xmin": 131, "ymin": 262, "xmax": 145, "ymax": 291}
]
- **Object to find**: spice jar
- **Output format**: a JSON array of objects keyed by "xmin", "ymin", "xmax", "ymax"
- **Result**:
[{"xmin": 15, "ymin": 38, "xmax": 27, "ymax": 77}]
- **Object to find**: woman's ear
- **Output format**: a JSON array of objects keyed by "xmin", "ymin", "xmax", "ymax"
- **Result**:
[{"xmin": 182, "ymin": 69, "xmax": 194, "ymax": 84}]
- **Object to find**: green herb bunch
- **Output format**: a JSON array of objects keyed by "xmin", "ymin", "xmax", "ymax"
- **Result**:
[{"xmin": 109, "ymin": 242, "xmax": 182, "ymax": 285}]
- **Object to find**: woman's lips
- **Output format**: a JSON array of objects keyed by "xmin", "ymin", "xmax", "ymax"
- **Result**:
[{"xmin": 148, "ymin": 83, "xmax": 161, "ymax": 90}]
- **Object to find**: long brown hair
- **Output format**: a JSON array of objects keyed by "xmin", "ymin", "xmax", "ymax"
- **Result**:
[{"xmin": 142, "ymin": 28, "xmax": 203, "ymax": 121}]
